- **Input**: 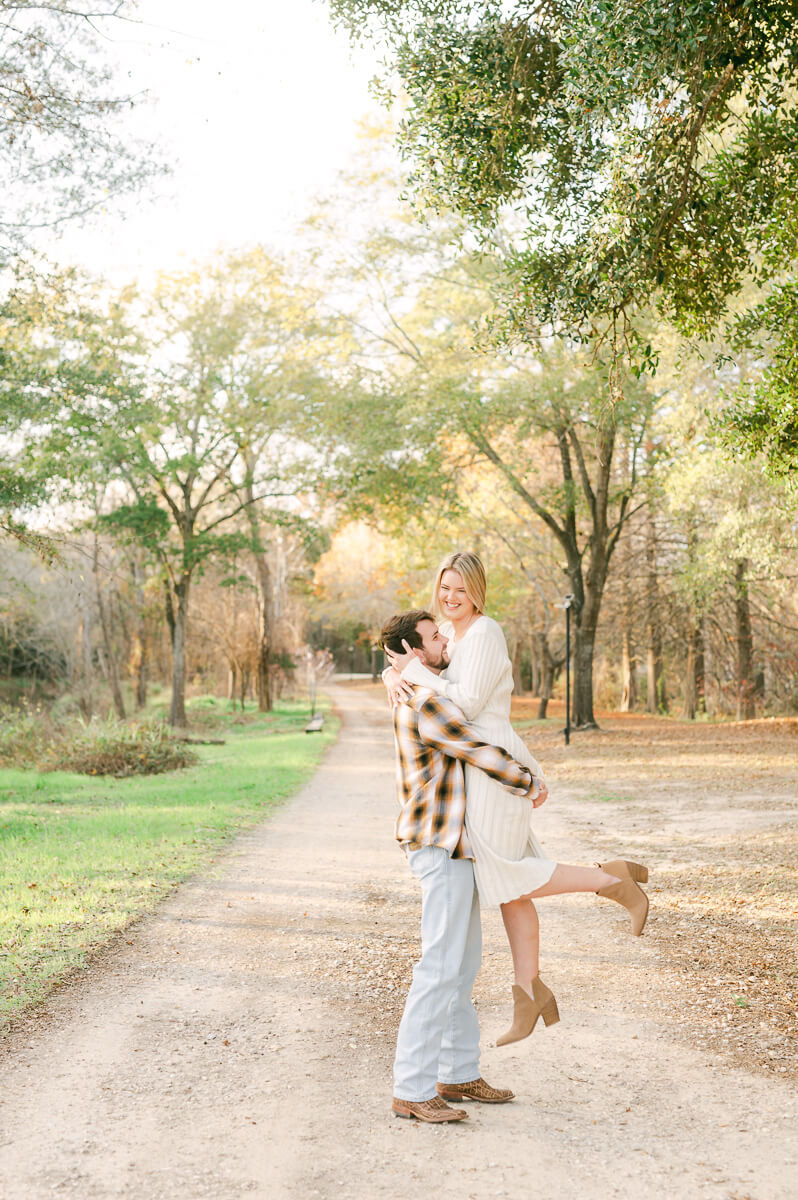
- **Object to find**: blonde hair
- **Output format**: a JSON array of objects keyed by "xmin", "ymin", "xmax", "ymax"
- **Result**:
[{"xmin": 431, "ymin": 551, "xmax": 487, "ymax": 618}]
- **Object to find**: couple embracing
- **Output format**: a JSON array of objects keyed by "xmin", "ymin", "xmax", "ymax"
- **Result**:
[{"xmin": 380, "ymin": 551, "xmax": 650, "ymax": 1124}]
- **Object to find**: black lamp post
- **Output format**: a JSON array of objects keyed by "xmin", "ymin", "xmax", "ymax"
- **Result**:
[
  {"xmin": 348, "ymin": 644, "xmax": 355, "ymax": 678},
  {"xmin": 563, "ymin": 594, "xmax": 574, "ymax": 745}
]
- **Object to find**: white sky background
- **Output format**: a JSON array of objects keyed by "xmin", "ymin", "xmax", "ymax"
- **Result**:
[{"xmin": 50, "ymin": 0, "xmax": 380, "ymax": 282}]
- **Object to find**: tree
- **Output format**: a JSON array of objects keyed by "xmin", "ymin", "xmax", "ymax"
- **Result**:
[
  {"xmin": 1, "ymin": 0, "xmax": 161, "ymax": 262},
  {"xmin": 719, "ymin": 285, "xmax": 798, "ymax": 485},
  {"xmin": 7, "ymin": 253, "xmax": 329, "ymax": 726},
  {"xmin": 1, "ymin": 3, "xmax": 161, "ymax": 545},
  {"xmin": 663, "ymin": 397, "xmax": 794, "ymax": 720},
  {"xmin": 332, "ymin": 1, "xmax": 798, "ymax": 354},
  {"xmin": 196, "ymin": 248, "xmax": 332, "ymax": 711},
  {"xmin": 317, "ymin": 210, "xmax": 654, "ymax": 726},
  {"xmin": 682, "ymin": 516, "xmax": 707, "ymax": 720}
]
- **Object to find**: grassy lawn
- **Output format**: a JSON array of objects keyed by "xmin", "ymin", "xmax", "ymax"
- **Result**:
[{"xmin": 0, "ymin": 696, "xmax": 337, "ymax": 1028}]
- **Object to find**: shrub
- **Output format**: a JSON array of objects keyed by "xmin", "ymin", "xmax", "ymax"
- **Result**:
[
  {"xmin": 0, "ymin": 705, "xmax": 52, "ymax": 768},
  {"xmin": 0, "ymin": 706, "xmax": 197, "ymax": 776},
  {"xmin": 45, "ymin": 721, "xmax": 198, "ymax": 777}
]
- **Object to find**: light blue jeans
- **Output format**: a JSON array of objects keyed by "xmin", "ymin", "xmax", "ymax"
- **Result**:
[{"xmin": 393, "ymin": 845, "xmax": 482, "ymax": 1101}]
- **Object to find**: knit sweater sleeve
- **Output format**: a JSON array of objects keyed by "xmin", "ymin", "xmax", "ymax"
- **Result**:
[{"xmin": 400, "ymin": 621, "xmax": 507, "ymax": 722}]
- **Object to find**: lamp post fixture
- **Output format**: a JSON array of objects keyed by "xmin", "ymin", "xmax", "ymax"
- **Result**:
[
  {"xmin": 348, "ymin": 644, "xmax": 355, "ymax": 679},
  {"xmin": 563, "ymin": 594, "xmax": 575, "ymax": 745}
]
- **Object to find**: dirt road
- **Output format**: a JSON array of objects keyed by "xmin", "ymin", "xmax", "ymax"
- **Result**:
[{"xmin": 1, "ymin": 684, "xmax": 796, "ymax": 1200}]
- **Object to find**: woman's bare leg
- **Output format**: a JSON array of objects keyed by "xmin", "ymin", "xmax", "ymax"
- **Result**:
[
  {"xmin": 500, "ymin": 898, "xmax": 540, "ymax": 993},
  {"xmin": 525, "ymin": 863, "xmax": 619, "ymax": 899},
  {"xmin": 500, "ymin": 865, "xmax": 621, "ymax": 995}
]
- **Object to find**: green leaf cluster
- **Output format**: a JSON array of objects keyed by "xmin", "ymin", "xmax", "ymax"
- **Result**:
[{"xmin": 332, "ymin": 0, "xmax": 798, "ymax": 364}]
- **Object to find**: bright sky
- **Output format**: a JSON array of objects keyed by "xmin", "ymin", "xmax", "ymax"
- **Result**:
[{"xmin": 53, "ymin": 0, "xmax": 379, "ymax": 281}]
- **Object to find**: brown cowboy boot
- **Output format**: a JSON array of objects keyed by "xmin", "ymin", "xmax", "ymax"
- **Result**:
[
  {"xmin": 392, "ymin": 1096, "xmax": 468, "ymax": 1123},
  {"xmin": 437, "ymin": 1077, "xmax": 515, "ymax": 1103}
]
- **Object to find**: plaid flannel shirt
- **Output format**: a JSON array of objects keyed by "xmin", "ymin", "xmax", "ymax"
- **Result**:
[{"xmin": 392, "ymin": 685, "xmax": 537, "ymax": 859}]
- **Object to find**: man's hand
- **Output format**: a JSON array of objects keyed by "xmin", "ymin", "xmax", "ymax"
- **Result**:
[
  {"xmin": 384, "ymin": 639, "xmax": 418, "ymax": 673},
  {"xmin": 532, "ymin": 780, "xmax": 548, "ymax": 809}
]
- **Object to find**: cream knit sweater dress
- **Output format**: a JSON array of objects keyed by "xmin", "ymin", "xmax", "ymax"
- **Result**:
[{"xmin": 401, "ymin": 615, "xmax": 556, "ymax": 907}]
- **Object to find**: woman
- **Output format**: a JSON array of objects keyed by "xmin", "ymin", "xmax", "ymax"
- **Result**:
[{"xmin": 383, "ymin": 550, "xmax": 649, "ymax": 1046}]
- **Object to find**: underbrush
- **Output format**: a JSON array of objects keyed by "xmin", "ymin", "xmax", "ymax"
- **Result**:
[
  {"xmin": 0, "ymin": 692, "xmax": 318, "ymax": 777},
  {"xmin": 48, "ymin": 721, "xmax": 197, "ymax": 777},
  {"xmin": 0, "ymin": 706, "xmax": 49, "ymax": 768},
  {"xmin": 0, "ymin": 707, "xmax": 196, "ymax": 776}
]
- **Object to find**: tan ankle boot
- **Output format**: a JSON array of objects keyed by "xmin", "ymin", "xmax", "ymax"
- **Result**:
[
  {"xmin": 597, "ymin": 860, "xmax": 649, "ymax": 935},
  {"xmin": 600, "ymin": 858, "xmax": 648, "ymax": 883},
  {"xmin": 496, "ymin": 976, "xmax": 560, "ymax": 1047}
]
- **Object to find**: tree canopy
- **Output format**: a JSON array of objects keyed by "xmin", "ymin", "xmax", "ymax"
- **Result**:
[
  {"xmin": 331, "ymin": 0, "xmax": 798, "ymax": 365},
  {"xmin": 1, "ymin": 1, "xmax": 162, "ymax": 260}
]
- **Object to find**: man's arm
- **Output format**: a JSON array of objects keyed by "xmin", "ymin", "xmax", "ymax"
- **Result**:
[{"xmin": 415, "ymin": 693, "xmax": 539, "ymax": 800}]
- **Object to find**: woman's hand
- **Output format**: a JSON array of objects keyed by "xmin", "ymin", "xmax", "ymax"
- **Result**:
[
  {"xmin": 382, "ymin": 665, "xmax": 414, "ymax": 708},
  {"xmin": 532, "ymin": 780, "xmax": 549, "ymax": 809},
  {"xmin": 384, "ymin": 639, "xmax": 417, "ymax": 673}
]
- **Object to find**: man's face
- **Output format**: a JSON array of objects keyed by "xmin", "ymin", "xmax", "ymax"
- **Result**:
[{"xmin": 414, "ymin": 619, "xmax": 449, "ymax": 670}]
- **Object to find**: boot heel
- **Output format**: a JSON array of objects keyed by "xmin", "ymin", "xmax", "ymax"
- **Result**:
[
  {"xmin": 627, "ymin": 862, "xmax": 648, "ymax": 883},
  {"xmin": 542, "ymin": 997, "xmax": 560, "ymax": 1027}
]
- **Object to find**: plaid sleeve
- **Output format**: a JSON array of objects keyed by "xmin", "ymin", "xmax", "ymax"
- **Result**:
[{"xmin": 415, "ymin": 694, "xmax": 534, "ymax": 797}]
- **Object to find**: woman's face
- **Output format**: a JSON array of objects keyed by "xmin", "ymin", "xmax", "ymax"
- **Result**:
[{"xmin": 438, "ymin": 569, "xmax": 477, "ymax": 622}]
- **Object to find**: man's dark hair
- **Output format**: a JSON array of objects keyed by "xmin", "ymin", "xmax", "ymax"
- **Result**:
[{"xmin": 380, "ymin": 609, "xmax": 435, "ymax": 654}]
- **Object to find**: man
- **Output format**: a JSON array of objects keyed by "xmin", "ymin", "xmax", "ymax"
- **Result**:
[{"xmin": 381, "ymin": 609, "xmax": 546, "ymax": 1124}]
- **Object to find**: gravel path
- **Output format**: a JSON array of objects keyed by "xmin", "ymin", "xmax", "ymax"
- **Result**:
[{"xmin": 1, "ymin": 683, "xmax": 796, "ymax": 1200}]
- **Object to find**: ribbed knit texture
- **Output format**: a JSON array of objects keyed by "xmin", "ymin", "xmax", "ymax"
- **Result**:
[{"xmin": 402, "ymin": 617, "xmax": 556, "ymax": 907}]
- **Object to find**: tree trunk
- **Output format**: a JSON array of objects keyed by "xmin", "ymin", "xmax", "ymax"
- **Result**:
[
  {"xmin": 684, "ymin": 618, "xmax": 705, "ymax": 719},
  {"xmin": 133, "ymin": 630, "xmax": 148, "ymax": 709},
  {"xmin": 620, "ymin": 577, "xmax": 636, "ymax": 712},
  {"xmin": 620, "ymin": 625, "xmax": 635, "ymax": 712},
  {"xmin": 734, "ymin": 559, "xmax": 755, "ymax": 720},
  {"xmin": 560, "ymin": 422, "xmax": 618, "ymax": 730},
  {"xmin": 227, "ymin": 664, "xmax": 237, "ymax": 706},
  {"xmin": 243, "ymin": 462, "xmax": 274, "ymax": 713},
  {"xmin": 645, "ymin": 515, "xmax": 668, "ymax": 714},
  {"xmin": 535, "ymin": 632, "xmax": 566, "ymax": 720},
  {"xmin": 618, "ymin": 533, "xmax": 637, "ymax": 712},
  {"xmin": 511, "ymin": 636, "xmax": 525, "ymax": 696},
  {"xmin": 528, "ymin": 641, "xmax": 541, "ymax": 697},
  {"xmin": 568, "ymin": 533, "xmax": 607, "ymax": 729},
  {"xmin": 573, "ymin": 619, "xmax": 598, "ymax": 727},
  {"xmin": 164, "ymin": 577, "xmax": 176, "ymax": 648},
  {"xmin": 168, "ymin": 575, "xmax": 190, "ymax": 729},
  {"xmin": 79, "ymin": 588, "xmax": 93, "ymax": 719},
  {"xmin": 254, "ymin": 575, "xmax": 273, "ymax": 712},
  {"xmin": 94, "ymin": 545, "xmax": 126, "ymax": 721},
  {"xmin": 683, "ymin": 518, "xmax": 704, "ymax": 719},
  {"xmin": 537, "ymin": 650, "xmax": 557, "ymax": 720},
  {"xmin": 131, "ymin": 557, "xmax": 149, "ymax": 710}
]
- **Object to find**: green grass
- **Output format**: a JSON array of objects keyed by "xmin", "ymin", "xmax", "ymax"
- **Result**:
[
  {"xmin": 590, "ymin": 792, "xmax": 627, "ymax": 804},
  {"xmin": 0, "ymin": 696, "xmax": 337, "ymax": 1028},
  {"xmin": 511, "ymin": 716, "xmax": 564, "ymax": 731}
]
